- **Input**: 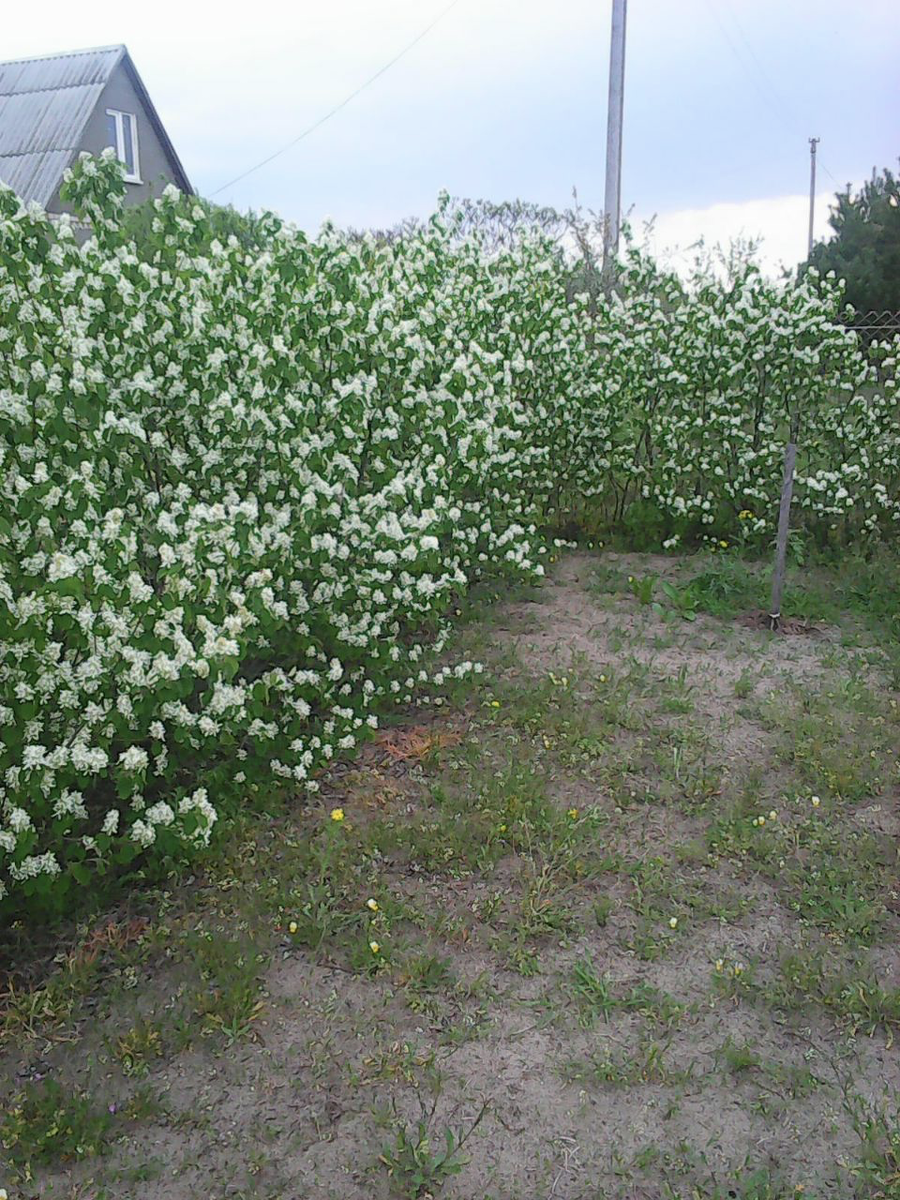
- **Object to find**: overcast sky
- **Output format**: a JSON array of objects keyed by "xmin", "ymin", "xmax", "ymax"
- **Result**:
[{"xmin": 6, "ymin": 0, "xmax": 899, "ymax": 273}]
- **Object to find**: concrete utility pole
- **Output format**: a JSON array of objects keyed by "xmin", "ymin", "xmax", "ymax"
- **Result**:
[
  {"xmin": 602, "ymin": 0, "xmax": 628, "ymax": 284},
  {"xmin": 807, "ymin": 137, "xmax": 820, "ymax": 257}
]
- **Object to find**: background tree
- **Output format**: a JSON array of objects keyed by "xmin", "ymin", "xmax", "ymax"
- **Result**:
[{"xmin": 806, "ymin": 165, "xmax": 900, "ymax": 312}]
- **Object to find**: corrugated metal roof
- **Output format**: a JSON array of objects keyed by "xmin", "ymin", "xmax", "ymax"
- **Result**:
[
  {"xmin": 0, "ymin": 149, "xmax": 73, "ymax": 206},
  {"xmin": 0, "ymin": 45, "xmax": 125, "ymax": 206},
  {"xmin": 0, "ymin": 46, "xmax": 123, "ymax": 96},
  {"xmin": 0, "ymin": 87, "xmax": 104, "ymax": 157}
]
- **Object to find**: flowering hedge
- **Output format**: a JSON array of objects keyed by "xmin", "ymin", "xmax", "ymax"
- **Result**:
[
  {"xmin": 0, "ymin": 156, "xmax": 553, "ymax": 917},
  {"xmin": 0, "ymin": 153, "xmax": 896, "ymax": 918},
  {"xmin": 574, "ymin": 256, "xmax": 900, "ymax": 547}
]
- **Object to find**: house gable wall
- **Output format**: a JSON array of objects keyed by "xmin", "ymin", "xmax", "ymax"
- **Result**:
[{"xmin": 48, "ymin": 60, "xmax": 184, "ymax": 212}]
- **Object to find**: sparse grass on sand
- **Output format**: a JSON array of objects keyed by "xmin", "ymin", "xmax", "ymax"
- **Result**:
[{"xmin": 3, "ymin": 549, "xmax": 900, "ymax": 1199}]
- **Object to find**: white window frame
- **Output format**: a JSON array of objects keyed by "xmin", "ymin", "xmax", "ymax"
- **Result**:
[{"xmin": 106, "ymin": 109, "xmax": 141, "ymax": 183}]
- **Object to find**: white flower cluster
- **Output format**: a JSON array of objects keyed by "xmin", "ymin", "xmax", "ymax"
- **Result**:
[{"xmin": 0, "ymin": 157, "xmax": 895, "ymax": 915}]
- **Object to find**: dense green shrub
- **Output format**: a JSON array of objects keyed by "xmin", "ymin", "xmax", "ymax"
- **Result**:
[
  {"xmin": 0, "ymin": 151, "xmax": 896, "ymax": 918},
  {"xmin": 0, "ymin": 155, "xmax": 553, "ymax": 918}
]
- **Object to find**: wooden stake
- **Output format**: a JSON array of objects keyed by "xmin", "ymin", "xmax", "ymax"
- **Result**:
[{"xmin": 769, "ymin": 440, "xmax": 797, "ymax": 630}]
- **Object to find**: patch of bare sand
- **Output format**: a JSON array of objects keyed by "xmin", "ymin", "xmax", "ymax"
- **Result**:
[{"xmin": 496, "ymin": 552, "xmax": 854, "ymax": 782}]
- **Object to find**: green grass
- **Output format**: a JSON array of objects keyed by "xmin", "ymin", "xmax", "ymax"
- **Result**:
[
  {"xmin": 377, "ymin": 1099, "xmax": 490, "ymax": 1199},
  {"xmin": 561, "ymin": 1037, "xmax": 689, "ymax": 1088},
  {"xmin": 844, "ymin": 1094, "xmax": 900, "ymax": 1199},
  {"xmin": 2, "ymin": 1080, "xmax": 118, "ymax": 1167},
  {"xmin": 568, "ymin": 956, "xmax": 686, "ymax": 1029},
  {"xmin": 592, "ymin": 546, "xmax": 900, "ymax": 655}
]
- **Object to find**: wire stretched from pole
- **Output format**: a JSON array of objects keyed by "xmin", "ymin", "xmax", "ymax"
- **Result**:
[
  {"xmin": 708, "ymin": 0, "xmax": 841, "ymax": 186},
  {"xmin": 209, "ymin": 0, "xmax": 464, "ymax": 198}
]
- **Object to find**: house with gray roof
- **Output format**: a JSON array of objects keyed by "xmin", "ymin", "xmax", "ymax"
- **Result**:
[{"xmin": 0, "ymin": 44, "xmax": 192, "ymax": 213}]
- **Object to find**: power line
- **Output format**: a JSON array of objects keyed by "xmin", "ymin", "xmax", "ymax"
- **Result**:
[
  {"xmin": 705, "ymin": 0, "xmax": 841, "ymax": 187},
  {"xmin": 720, "ymin": 1, "xmax": 840, "ymax": 186},
  {"xmin": 210, "ymin": 0, "xmax": 464, "ymax": 197}
]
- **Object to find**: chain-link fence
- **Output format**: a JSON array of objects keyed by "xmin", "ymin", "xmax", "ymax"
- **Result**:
[{"xmin": 844, "ymin": 310, "xmax": 900, "ymax": 344}]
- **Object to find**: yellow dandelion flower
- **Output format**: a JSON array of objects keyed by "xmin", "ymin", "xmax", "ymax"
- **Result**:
[
  {"xmin": 669, "ymin": 916, "xmax": 678, "ymax": 929},
  {"xmin": 490, "ymin": 700, "xmax": 501, "ymax": 708},
  {"xmin": 567, "ymin": 807, "xmax": 579, "ymax": 820},
  {"xmin": 719, "ymin": 540, "xmax": 729, "ymax": 548},
  {"xmin": 758, "ymin": 815, "xmax": 766, "ymax": 826},
  {"xmin": 288, "ymin": 920, "xmax": 298, "ymax": 934},
  {"xmin": 768, "ymin": 810, "xmax": 778, "ymax": 821},
  {"xmin": 811, "ymin": 795, "xmax": 821, "ymax": 808},
  {"xmin": 627, "ymin": 575, "xmax": 634, "ymax": 583},
  {"xmin": 330, "ymin": 807, "xmax": 345, "ymax": 822},
  {"xmin": 369, "ymin": 941, "xmax": 380, "ymax": 954},
  {"xmin": 366, "ymin": 898, "xmax": 379, "ymax": 912}
]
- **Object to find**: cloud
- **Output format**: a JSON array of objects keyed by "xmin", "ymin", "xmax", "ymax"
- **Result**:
[{"xmin": 634, "ymin": 190, "xmax": 840, "ymax": 278}]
